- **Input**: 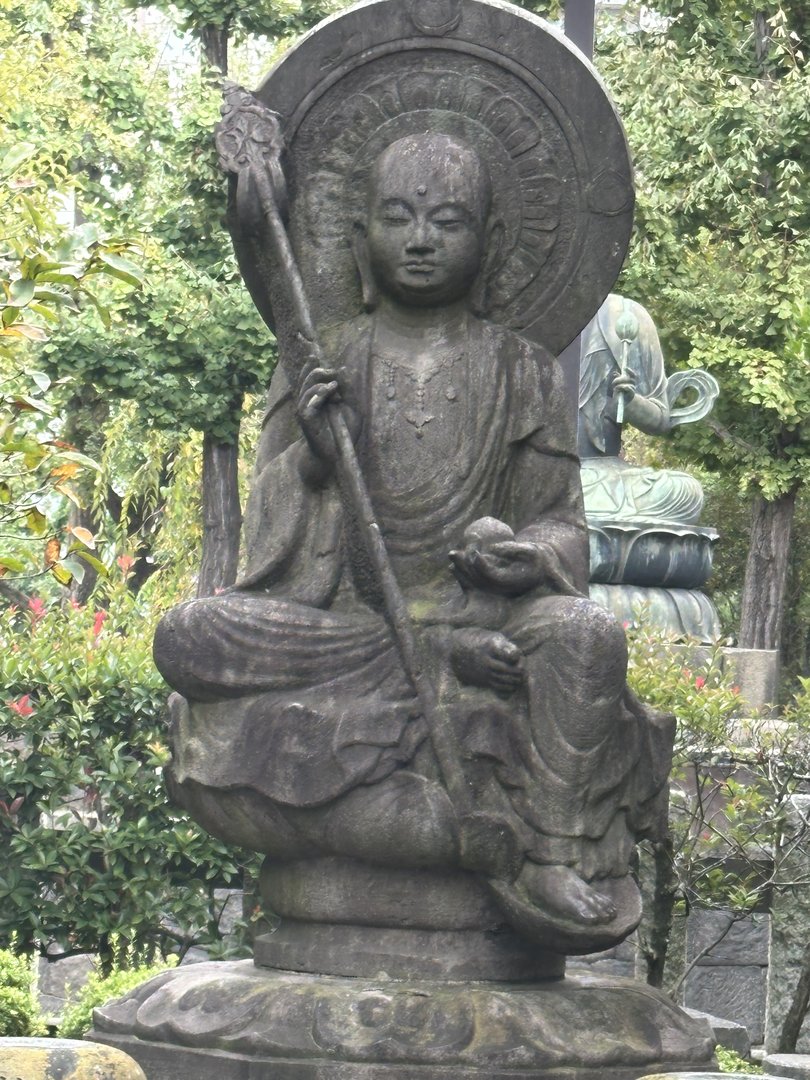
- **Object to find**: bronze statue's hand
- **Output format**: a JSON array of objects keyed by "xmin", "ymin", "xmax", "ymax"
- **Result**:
[
  {"xmin": 465, "ymin": 541, "xmax": 551, "ymax": 596},
  {"xmin": 606, "ymin": 370, "xmax": 641, "ymax": 423},
  {"xmin": 450, "ymin": 628, "xmax": 524, "ymax": 693},
  {"xmin": 611, "ymin": 370, "xmax": 637, "ymax": 402}
]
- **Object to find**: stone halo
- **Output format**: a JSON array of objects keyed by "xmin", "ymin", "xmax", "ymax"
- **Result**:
[{"xmin": 246, "ymin": 0, "xmax": 634, "ymax": 355}]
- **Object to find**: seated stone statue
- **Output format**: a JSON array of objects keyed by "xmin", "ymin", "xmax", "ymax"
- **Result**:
[{"xmin": 154, "ymin": 133, "xmax": 673, "ymax": 943}]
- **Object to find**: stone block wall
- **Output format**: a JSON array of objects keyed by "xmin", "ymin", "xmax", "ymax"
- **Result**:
[
  {"xmin": 572, "ymin": 908, "xmax": 771, "ymax": 1046},
  {"xmin": 683, "ymin": 909, "xmax": 770, "ymax": 1045},
  {"xmin": 765, "ymin": 796, "xmax": 810, "ymax": 1053}
]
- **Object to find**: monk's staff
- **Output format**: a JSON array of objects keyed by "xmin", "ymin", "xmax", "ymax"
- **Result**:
[
  {"xmin": 215, "ymin": 85, "xmax": 519, "ymax": 879},
  {"xmin": 614, "ymin": 303, "xmax": 640, "ymax": 425}
]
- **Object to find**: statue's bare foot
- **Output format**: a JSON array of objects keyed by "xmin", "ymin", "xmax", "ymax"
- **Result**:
[{"xmin": 518, "ymin": 862, "xmax": 617, "ymax": 925}]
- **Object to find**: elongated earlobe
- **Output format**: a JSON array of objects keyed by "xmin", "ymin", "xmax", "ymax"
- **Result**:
[
  {"xmin": 352, "ymin": 223, "xmax": 377, "ymax": 311},
  {"xmin": 470, "ymin": 217, "xmax": 505, "ymax": 316}
]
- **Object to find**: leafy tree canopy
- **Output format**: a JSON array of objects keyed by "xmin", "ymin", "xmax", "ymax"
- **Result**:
[{"xmin": 602, "ymin": 1, "xmax": 810, "ymax": 501}]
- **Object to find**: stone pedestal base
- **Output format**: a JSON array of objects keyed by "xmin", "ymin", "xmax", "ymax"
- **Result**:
[{"xmin": 90, "ymin": 961, "xmax": 717, "ymax": 1079}]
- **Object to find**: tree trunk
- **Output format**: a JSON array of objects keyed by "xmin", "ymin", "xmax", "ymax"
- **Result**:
[
  {"xmin": 738, "ymin": 486, "xmax": 797, "ymax": 651},
  {"xmin": 779, "ymin": 939, "xmax": 810, "ymax": 1052},
  {"xmin": 635, "ymin": 835, "xmax": 678, "ymax": 988},
  {"xmin": 197, "ymin": 432, "xmax": 242, "ymax": 598},
  {"xmin": 201, "ymin": 24, "xmax": 228, "ymax": 75}
]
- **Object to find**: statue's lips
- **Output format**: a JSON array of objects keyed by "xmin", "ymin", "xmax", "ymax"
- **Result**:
[{"xmin": 402, "ymin": 262, "xmax": 436, "ymax": 275}]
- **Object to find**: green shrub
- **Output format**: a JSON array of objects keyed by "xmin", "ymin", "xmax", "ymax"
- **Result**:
[
  {"xmin": 59, "ymin": 953, "xmax": 178, "ymax": 1039},
  {"xmin": 0, "ymin": 948, "xmax": 46, "ymax": 1036},
  {"xmin": 0, "ymin": 576, "xmax": 257, "ymax": 964},
  {"xmin": 626, "ymin": 625, "xmax": 810, "ymax": 912},
  {"xmin": 716, "ymin": 1045, "xmax": 763, "ymax": 1073}
]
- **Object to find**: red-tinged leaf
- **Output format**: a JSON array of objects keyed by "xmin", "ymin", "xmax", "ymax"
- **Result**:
[
  {"xmin": 13, "ymin": 395, "xmax": 52, "ymax": 414},
  {"xmin": 4, "ymin": 323, "xmax": 47, "ymax": 341},
  {"xmin": 27, "ymin": 597, "xmax": 46, "ymax": 618},
  {"xmin": 68, "ymin": 524, "xmax": 95, "ymax": 548},
  {"xmin": 50, "ymin": 461, "xmax": 81, "ymax": 481},
  {"xmin": 6, "ymin": 694, "xmax": 34, "ymax": 717},
  {"xmin": 54, "ymin": 482, "xmax": 82, "ymax": 507},
  {"xmin": 44, "ymin": 537, "xmax": 61, "ymax": 568},
  {"xmin": 43, "ymin": 439, "xmax": 79, "ymax": 451}
]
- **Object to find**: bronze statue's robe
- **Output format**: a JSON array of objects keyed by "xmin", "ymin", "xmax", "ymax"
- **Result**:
[{"xmin": 578, "ymin": 294, "xmax": 704, "ymax": 523}]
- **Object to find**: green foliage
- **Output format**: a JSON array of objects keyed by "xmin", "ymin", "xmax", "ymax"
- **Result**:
[
  {"xmin": 599, "ymin": 3, "xmax": 810, "ymax": 502},
  {"xmin": 0, "ymin": 947, "xmax": 46, "ymax": 1037},
  {"xmin": 127, "ymin": 0, "xmax": 342, "ymax": 45},
  {"xmin": 43, "ymin": 251, "xmax": 274, "ymax": 442},
  {"xmin": 627, "ymin": 624, "xmax": 810, "ymax": 912},
  {"xmin": 0, "ymin": 574, "xmax": 257, "ymax": 960},
  {"xmin": 716, "ymin": 1045, "xmax": 763, "ymax": 1074},
  {"xmin": 59, "ymin": 948, "xmax": 178, "ymax": 1039},
  {"xmin": 0, "ymin": 0, "xmax": 148, "ymax": 579},
  {"xmin": 25, "ymin": 8, "xmax": 276, "ymax": 444}
]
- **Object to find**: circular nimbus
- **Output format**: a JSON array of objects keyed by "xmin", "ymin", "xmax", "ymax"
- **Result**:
[{"xmin": 250, "ymin": 0, "xmax": 634, "ymax": 355}]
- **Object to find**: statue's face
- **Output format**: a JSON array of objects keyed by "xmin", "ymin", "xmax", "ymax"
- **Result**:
[{"xmin": 365, "ymin": 135, "xmax": 489, "ymax": 308}]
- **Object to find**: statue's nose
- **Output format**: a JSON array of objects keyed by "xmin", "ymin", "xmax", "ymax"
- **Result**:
[{"xmin": 405, "ymin": 220, "xmax": 434, "ymax": 253}]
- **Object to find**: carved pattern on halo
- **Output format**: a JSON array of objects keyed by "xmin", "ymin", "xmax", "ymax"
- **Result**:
[{"xmin": 290, "ymin": 55, "xmax": 579, "ymax": 330}]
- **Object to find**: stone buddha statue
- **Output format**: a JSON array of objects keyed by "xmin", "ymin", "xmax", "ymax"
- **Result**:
[
  {"xmin": 91, "ymin": 5, "xmax": 715, "ymax": 1073},
  {"xmin": 579, "ymin": 294, "xmax": 721, "ymax": 640},
  {"xmin": 155, "ymin": 134, "xmax": 673, "ymax": 945}
]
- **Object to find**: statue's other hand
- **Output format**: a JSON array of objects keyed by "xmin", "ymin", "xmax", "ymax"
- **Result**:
[
  {"xmin": 450, "ymin": 628, "xmax": 524, "ymax": 693},
  {"xmin": 467, "ymin": 541, "xmax": 550, "ymax": 596}
]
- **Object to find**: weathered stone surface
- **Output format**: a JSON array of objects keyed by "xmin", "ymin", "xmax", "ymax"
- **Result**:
[
  {"xmin": 684, "ymin": 965, "xmax": 766, "ymax": 1044},
  {"xmin": 132, "ymin": 0, "xmax": 709, "ymax": 1074},
  {"xmin": 569, "ymin": 957, "xmax": 635, "ymax": 979},
  {"xmin": 683, "ymin": 1009, "xmax": 751, "ymax": 1058},
  {"xmin": 91, "ymin": 962, "xmax": 715, "ymax": 1078},
  {"xmin": 766, "ymin": 964, "xmax": 810, "ymax": 1053},
  {"xmin": 764, "ymin": 1056, "xmax": 810, "ymax": 1079},
  {"xmin": 638, "ymin": 1075, "xmax": 750, "ymax": 1079},
  {"xmin": 723, "ymin": 648, "xmax": 779, "ymax": 712},
  {"xmin": 37, "ymin": 953, "xmax": 95, "ymax": 1021},
  {"xmin": 157, "ymin": 0, "xmax": 674, "ymax": 965},
  {"xmin": 0, "ymin": 1038, "xmax": 145, "ymax": 1079},
  {"xmin": 686, "ymin": 910, "xmax": 770, "ymax": 968}
]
